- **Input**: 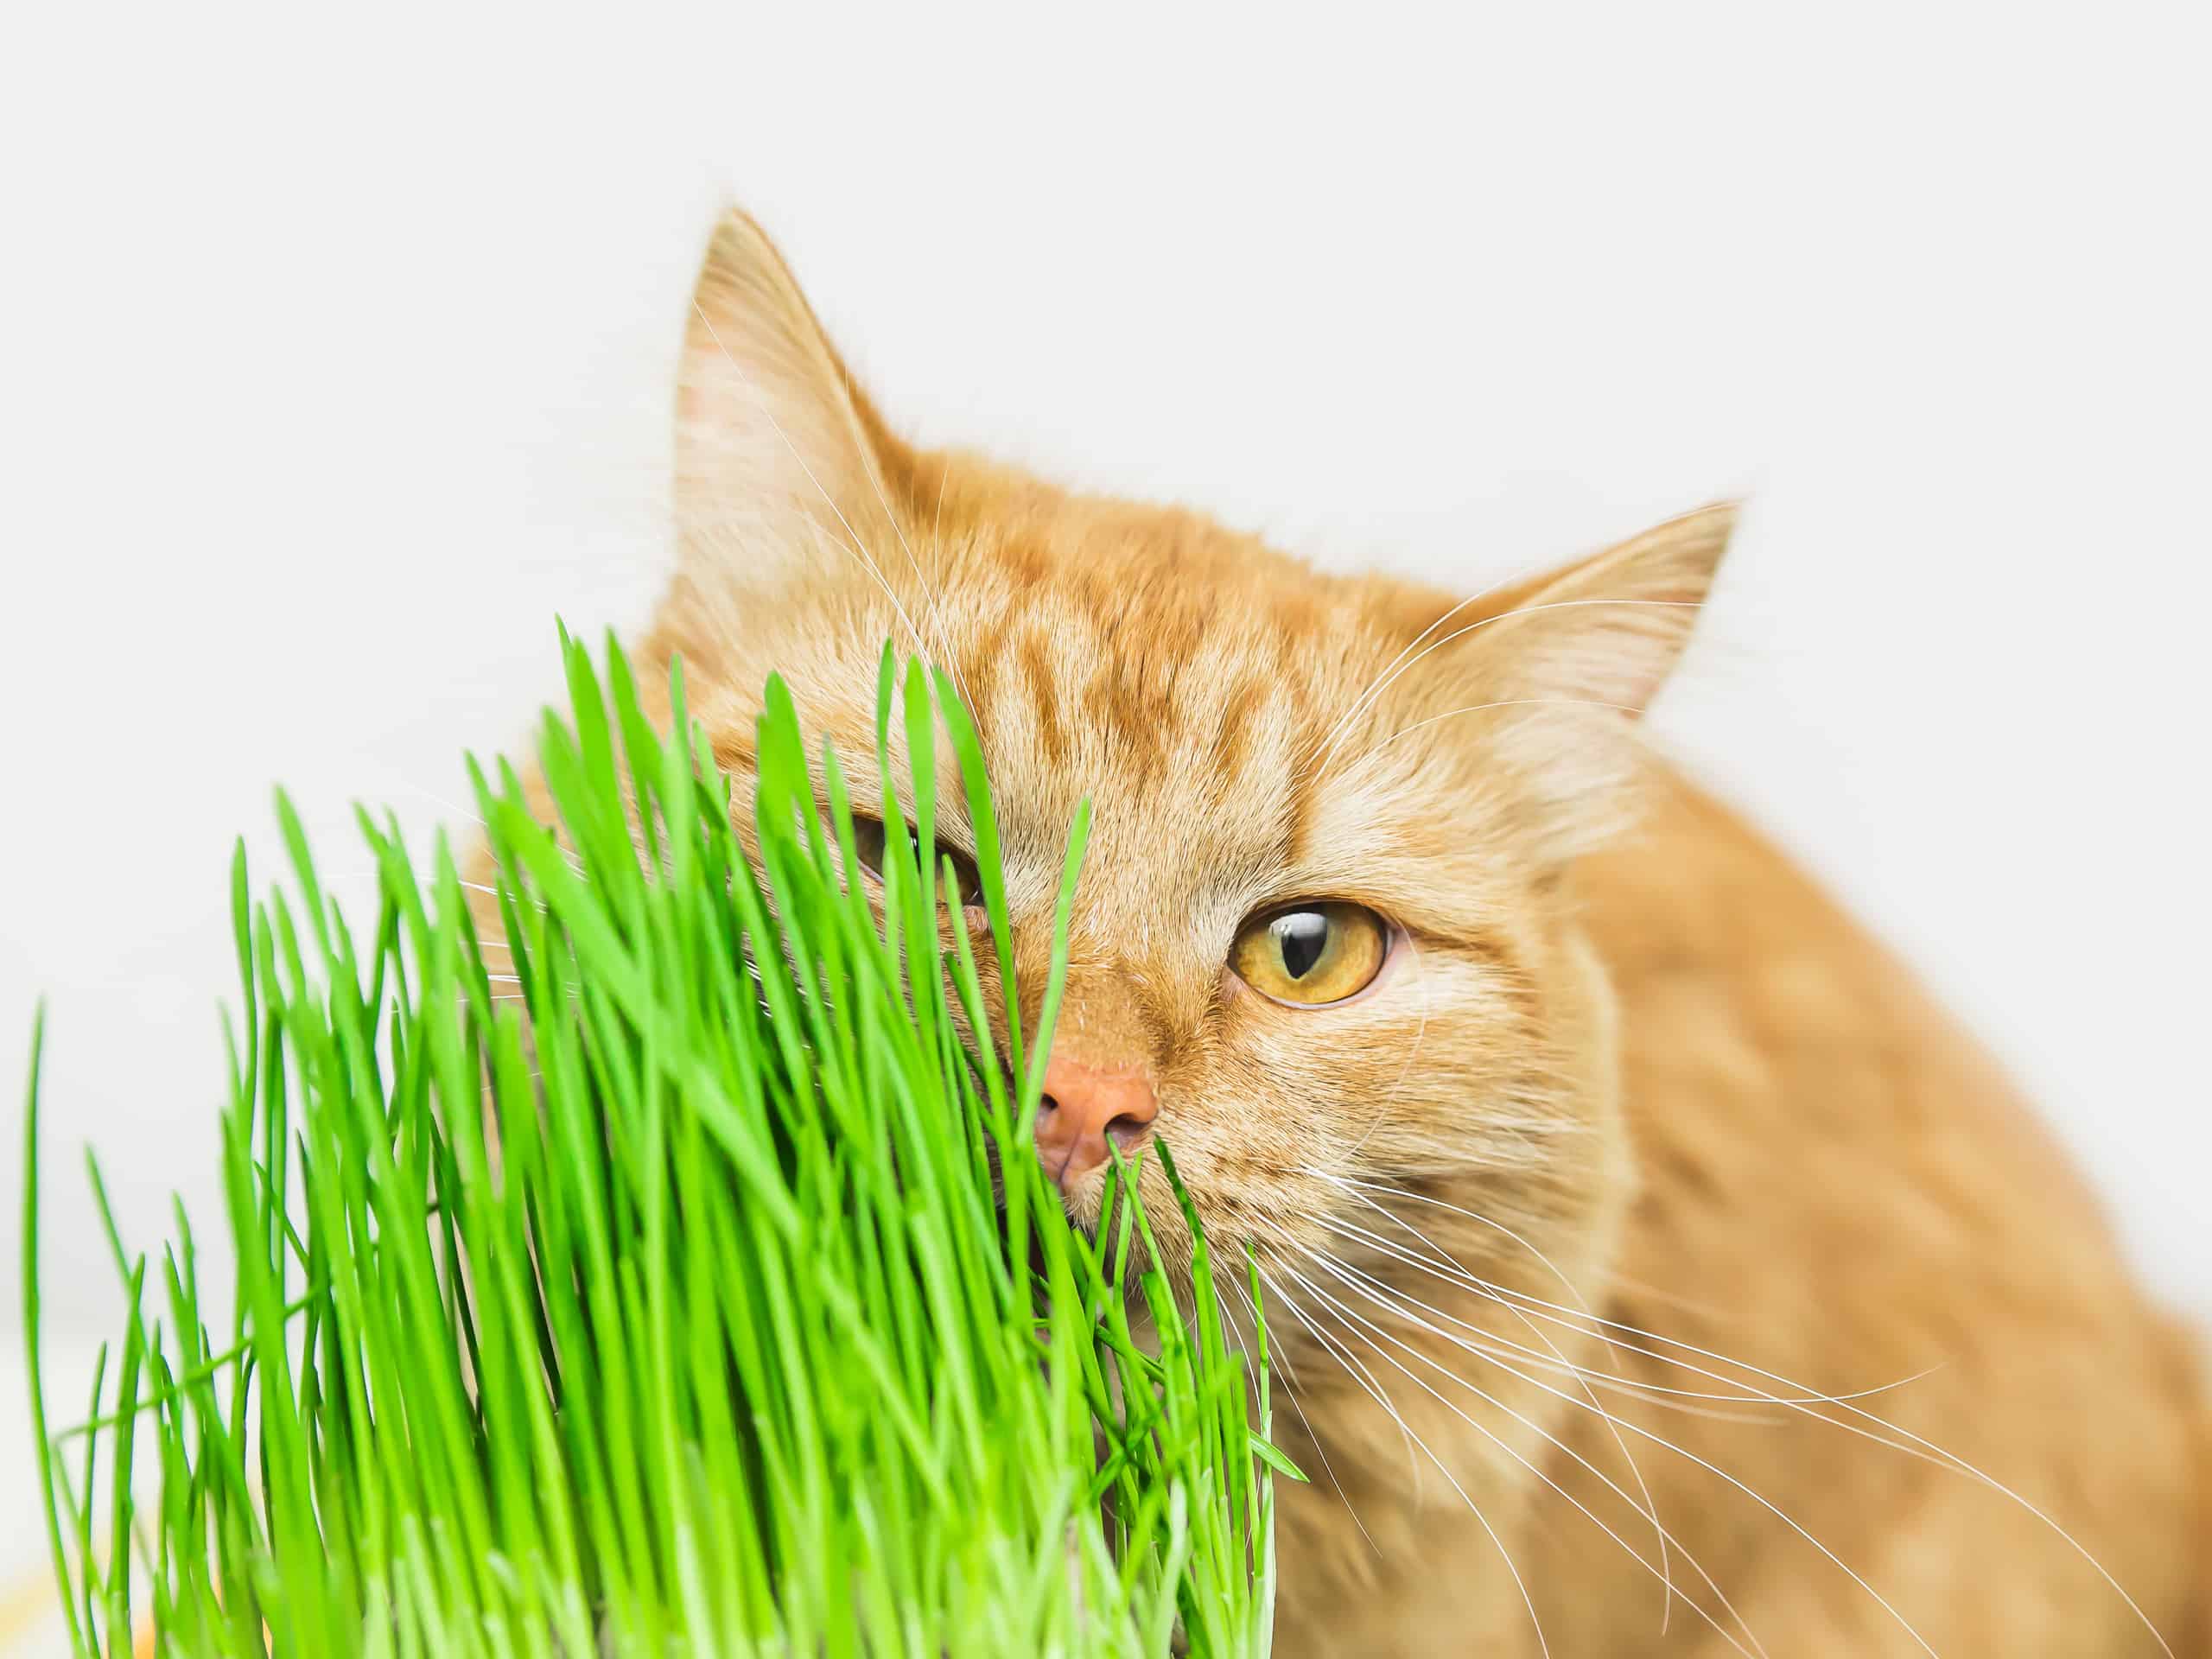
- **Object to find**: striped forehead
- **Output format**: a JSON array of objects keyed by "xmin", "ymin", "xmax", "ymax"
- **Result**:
[{"xmin": 949, "ymin": 560, "xmax": 1376, "ymax": 912}]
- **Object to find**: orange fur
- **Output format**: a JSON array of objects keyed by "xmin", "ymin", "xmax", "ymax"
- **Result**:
[{"xmin": 559, "ymin": 211, "xmax": 2210, "ymax": 1655}]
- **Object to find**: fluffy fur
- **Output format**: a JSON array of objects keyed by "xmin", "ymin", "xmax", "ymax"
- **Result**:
[{"xmin": 590, "ymin": 210, "xmax": 2210, "ymax": 1655}]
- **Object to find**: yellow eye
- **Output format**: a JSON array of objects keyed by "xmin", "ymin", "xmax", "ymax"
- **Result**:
[
  {"xmin": 1230, "ymin": 904, "xmax": 1389, "ymax": 1006},
  {"xmin": 847, "ymin": 814, "xmax": 986, "ymax": 908}
]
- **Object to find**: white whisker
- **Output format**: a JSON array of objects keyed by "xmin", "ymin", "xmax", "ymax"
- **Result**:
[
  {"xmin": 1222, "ymin": 1267, "xmax": 1382, "ymax": 1559},
  {"xmin": 1307, "ymin": 1180, "xmax": 2162, "ymax": 1652},
  {"xmin": 1256, "ymin": 1262, "xmax": 1421, "ymax": 1491},
  {"xmin": 1313, "ymin": 1170, "xmax": 1607, "ymax": 1339},
  {"xmin": 1274, "ymin": 1246, "xmax": 1766, "ymax": 1659},
  {"xmin": 1302, "ymin": 1197, "xmax": 1685, "ymax": 1628},
  {"xmin": 1306, "ymin": 1209, "xmax": 1904, "ymax": 1411},
  {"xmin": 1255, "ymin": 1259, "xmax": 1551, "ymax": 1659},
  {"xmin": 1463, "ymin": 1277, "xmax": 2175, "ymax": 1656}
]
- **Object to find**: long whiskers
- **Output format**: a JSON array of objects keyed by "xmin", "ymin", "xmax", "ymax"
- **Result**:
[
  {"xmin": 1319, "ymin": 1176, "xmax": 2174, "ymax": 1658},
  {"xmin": 1300, "ymin": 1175, "xmax": 1684, "ymax": 1623},
  {"xmin": 1283, "ymin": 1240, "xmax": 1927, "ymax": 1656},
  {"xmin": 1218, "ymin": 1267, "xmax": 1382, "ymax": 1560},
  {"xmin": 1257, "ymin": 1263, "xmax": 1421, "ymax": 1493},
  {"xmin": 1255, "ymin": 1261, "xmax": 1552, "ymax": 1659},
  {"xmin": 1319, "ymin": 1203, "xmax": 1688, "ymax": 1628},
  {"xmin": 1268, "ymin": 1241, "xmax": 1767, "ymax": 1659},
  {"xmin": 1472, "ymin": 1274, "xmax": 2178, "ymax": 1657},
  {"xmin": 1306, "ymin": 1209, "xmax": 1921, "ymax": 1412},
  {"xmin": 1311, "ymin": 1170, "xmax": 1603, "ymax": 1337}
]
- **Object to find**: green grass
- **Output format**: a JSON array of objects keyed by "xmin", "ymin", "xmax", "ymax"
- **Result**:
[{"xmin": 22, "ymin": 635, "xmax": 1282, "ymax": 1656}]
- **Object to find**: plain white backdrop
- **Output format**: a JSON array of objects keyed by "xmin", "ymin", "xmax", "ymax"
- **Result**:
[{"xmin": 3, "ymin": 0, "xmax": 2208, "ymax": 1401}]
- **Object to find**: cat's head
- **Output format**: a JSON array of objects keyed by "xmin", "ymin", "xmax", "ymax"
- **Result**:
[{"xmin": 650, "ymin": 211, "xmax": 1732, "ymax": 1314}]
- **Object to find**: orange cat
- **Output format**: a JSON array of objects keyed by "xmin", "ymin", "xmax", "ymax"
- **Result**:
[{"xmin": 610, "ymin": 211, "xmax": 2209, "ymax": 1655}]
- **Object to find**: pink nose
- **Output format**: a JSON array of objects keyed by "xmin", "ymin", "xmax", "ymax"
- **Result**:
[{"xmin": 1033, "ymin": 1053, "xmax": 1159, "ymax": 1191}]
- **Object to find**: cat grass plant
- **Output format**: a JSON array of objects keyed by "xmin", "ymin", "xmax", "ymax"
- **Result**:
[{"xmin": 22, "ymin": 637, "xmax": 1281, "ymax": 1657}]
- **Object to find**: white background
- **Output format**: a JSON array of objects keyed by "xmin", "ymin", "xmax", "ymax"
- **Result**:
[{"xmin": 3, "ymin": 5, "xmax": 2208, "ymax": 1575}]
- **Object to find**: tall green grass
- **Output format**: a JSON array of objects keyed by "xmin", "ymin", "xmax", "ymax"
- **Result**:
[{"xmin": 22, "ymin": 637, "xmax": 1281, "ymax": 1656}]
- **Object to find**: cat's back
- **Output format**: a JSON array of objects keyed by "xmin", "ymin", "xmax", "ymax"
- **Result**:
[{"xmin": 1554, "ymin": 770, "xmax": 2209, "ymax": 1654}]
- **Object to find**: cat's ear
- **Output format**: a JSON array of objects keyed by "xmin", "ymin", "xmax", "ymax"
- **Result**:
[
  {"xmin": 674, "ymin": 210, "xmax": 906, "ymax": 586},
  {"xmin": 1471, "ymin": 502, "xmax": 1737, "ymax": 717},
  {"xmin": 1429, "ymin": 502, "xmax": 1738, "ymax": 859}
]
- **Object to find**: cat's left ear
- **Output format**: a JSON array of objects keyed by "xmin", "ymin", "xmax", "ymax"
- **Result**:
[
  {"xmin": 1466, "ymin": 501, "xmax": 1738, "ymax": 717},
  {"xmin": 1425, "ymin": 502, "xmax": 1739, "ymax": 859}
]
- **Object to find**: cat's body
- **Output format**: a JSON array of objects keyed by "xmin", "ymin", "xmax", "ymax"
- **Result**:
[
  {"xmin": 1270, "ymin": 767, "xmax": 2208, "ymax": 1654},
  {"xmin": 582, "ymin": 211, "xmax": 2208, "ymax": 1655}
]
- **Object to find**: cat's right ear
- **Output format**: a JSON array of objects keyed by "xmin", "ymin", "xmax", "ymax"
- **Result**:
[{"xmin": 674, "ymin": 211, "xmax": 903, "ymax": 586}]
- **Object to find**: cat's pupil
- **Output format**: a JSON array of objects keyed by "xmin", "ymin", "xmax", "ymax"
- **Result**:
[{"xmin": 1274, "ymin": 912, "xmax": 1330, "ymax": 980}]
